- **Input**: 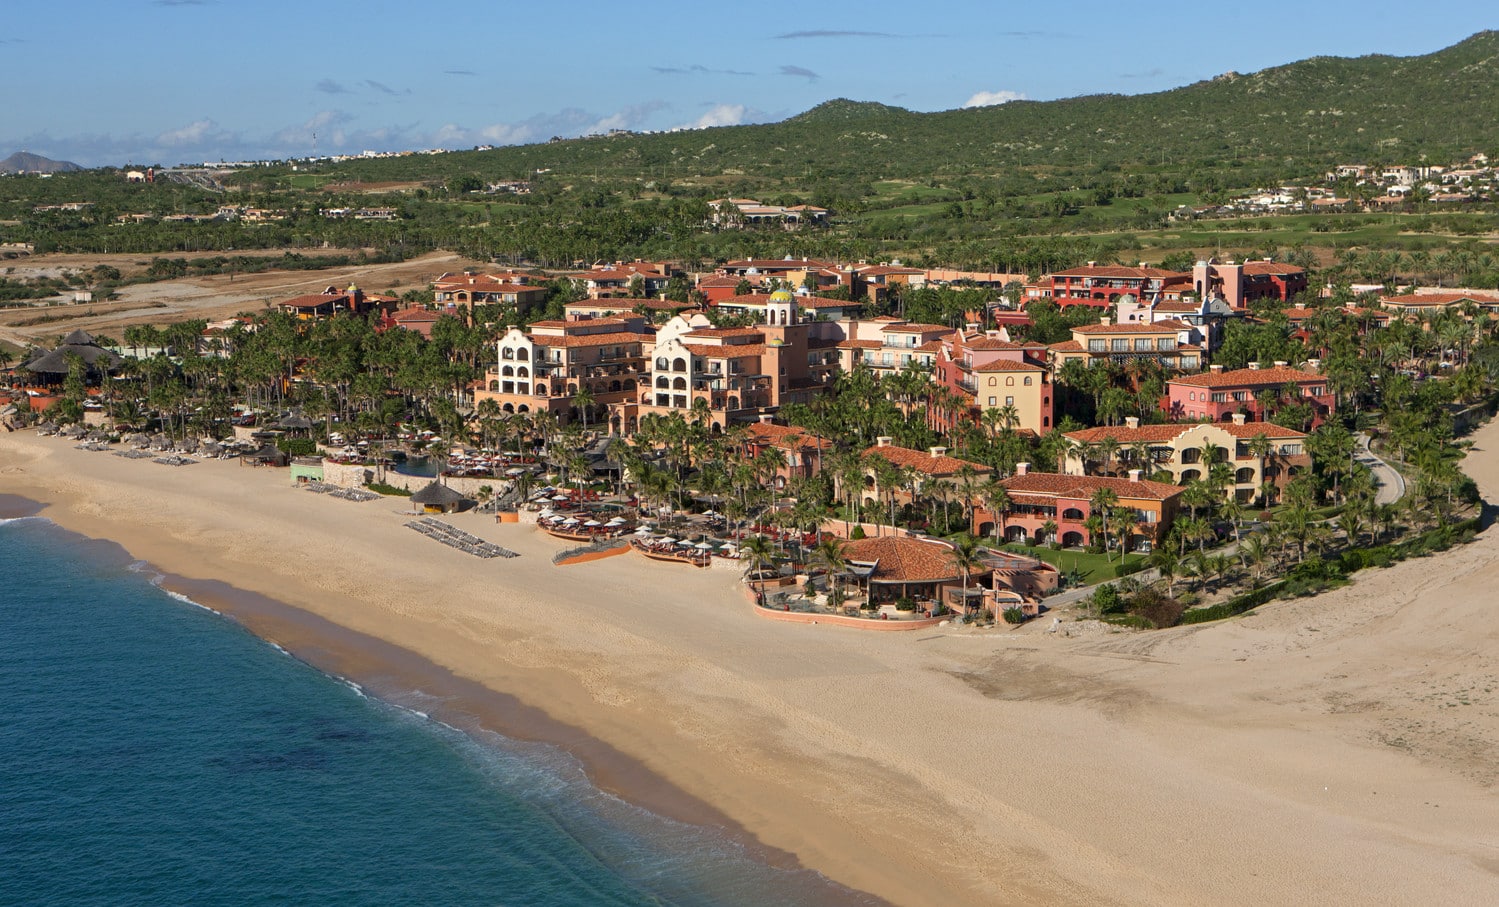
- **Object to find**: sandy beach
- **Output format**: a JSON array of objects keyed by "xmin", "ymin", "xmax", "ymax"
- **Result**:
[{"xmin": 4, "ymin": 426, "xmax": 1499, "ymax": 905}]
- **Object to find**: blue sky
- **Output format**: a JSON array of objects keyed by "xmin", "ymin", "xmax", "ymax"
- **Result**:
[{"xmin": 2, "ymin": 0, "xmax": 1495, "ymax": 166}]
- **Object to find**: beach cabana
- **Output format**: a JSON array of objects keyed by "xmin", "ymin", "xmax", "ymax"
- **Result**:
[
  {"xmin": 410, "ymin": 480, "xmax": 467, "ymax": 514},
  {"xmin": 241, "ymin": 443, "xmax": 289, "ymax": 467},
  {"xmin": 839, "ymin": 536, "xmax": 990, "ymax": 612},
  {"xmin": 21, "ymin": 329, "xmax": 123, "ymax": 383}
]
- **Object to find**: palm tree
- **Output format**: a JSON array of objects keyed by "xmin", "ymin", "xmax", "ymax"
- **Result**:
[
  {"xmin": 1088, "ymin": 487, "xmax": 1119, "ymax": 559},
  {"xmin": 1150, "ymin": 547, "xmax": 1179, "ymax": 597},
  {"xmin": 947, "ymin": 536, "xmax": 987, "ymax": 619},
  {"xmin": 1240, "ymin": 535, "xmax": 1268, "ymax": 583},
  {"xmin": 980, "ymin": 477, "xmax": 1012, "ymax": 545},
  {"xmin": 809, "ymin": 537, "xmax": 849, "ymax": 608},
  {"xmin": 739, "ymin": 534, "xmax": 778, "ymax": 582},
  {"xmin": 1113, "ymin": 507, "xmax": 1140, "ymax": 558}
]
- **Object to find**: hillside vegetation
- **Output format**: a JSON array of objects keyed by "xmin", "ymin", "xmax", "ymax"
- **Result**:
[{"xmin": 1, "ymin": 33, "xmax": 1497, "ymax": 274}]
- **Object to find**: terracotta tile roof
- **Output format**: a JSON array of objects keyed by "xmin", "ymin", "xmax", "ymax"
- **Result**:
[
  {"xmin": 390, "ymin": 307, "xmax": 439, "ymax": 323},
  {"xmin": 839, "ymin": 536, "xmax": 980, "ymax": 583},
  {"xmin": 1048, "ymin": 340, "xmax": 1084, "ymax": 352},
  {"xmin": 684, "ymin": 327, "xmax": 765, "ymax": 339},
  {"xmin": 913, "ymin": 340, "xmax": 945, "ymax": 353},
  {"xmin": 711, "ymin": 293, "xmax": 772, "ymax": 306},
  {"xmin": 699, "ymin": 276, "xmax": 749, "ymax": 288},
  {"xmin": 681, "ymin": 343, "xmax": 766, "ymax": 358},
  {"xmin": 723, "ymin": 258, "xmax": 837, "ymax": 270},
  {"xmin": 531, "ymin": 316, "xmax": 630, "ymax": 328},
  {"xmin": 745, "ymin": 421, "xmax": 832, "ymax": 450},
  {"xmin": 534, "ymin": 332, "xmax": 651, "ymax": 349},
  {"xmin": 1074, "ymin": 320, "xmax": 1187, "ymax": 335},
  {"xmin": 962, "ymin": 336, "xmax": 1026, "ymax": 350},
  {"xmin": 837, "ymin": 339, "xmax": 884, "ymax": 350},
  {"xmin": 1241, "ymin": 261, "xmax": 1306, "ymax": 276},
  {"xmin": 1003, "ymin": 472, "xmax": 1183, "ymax": 501},
  {"xmin": 1051, "ymin": 265, "xmax": 1188, "ymax": 280},
  {"xmin": 973, "ymin": 359, "xmax": 1046, "ymax": 373},
  {"xmin": 1381, "ymin": 292, "xmax": 1499, "ymax": 306},
  {"xmin": 1064, "ymin": 421, "xmax": 1304, "ymax": 444},
  {"xmin": 1170, "ymin": 366, "xmax": 1322, "ymax": 388},
  {"xmin": 280, "ymin": 293, "xmax": 345, "ymax": 308},
  {"xmin": 882, "ymin": 322, "xmax": 952, "ymax": 333},
  {"xmin": 802, "ymin": 297, "xmax": 860, "ymax": 308},
  {"xmin": 862, "ymin": 443, "xmax": 990, "ymax": 476}
]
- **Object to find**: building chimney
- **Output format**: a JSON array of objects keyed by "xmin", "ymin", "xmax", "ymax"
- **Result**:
[
  {"xmin": 1209, "ymin": 364, "xmax": 1224, "ymax": 374},
  {"xmin": 929, "ymin": 446, "xmax": 947, "ymax": 459},
  {"xmin": 1273, "ymin": 360, "xmax": 1288, "ymax": 368},
  {"xmin": 1232, "ymin": 413, "xmax": 1247, "ymax": 426},
  {"xmin": 1015, "ymin": 462, "xmax": 1029, "ymax": 476},
  {"xmin": 1125, "ymin": 416, "xmax": 1140, "ymax": 429},
  {"xmin": 1307, "ymin": 358, "xmax": 1322, "ymax": 371},
  {"xmin": 758, "ymin": 414, "xmax": 775, "ymax": 424},
  {"xmin": 1247, "ymin": 362, "xmax": 1260, "ymax": 370},
  {"xmin": 1128, "ymin": 469, "xmax": 1142, "ymax": 482},
  {"xmin": 876, "ymin": 436, "xmax": 893, "ymax": 447},
  {"xmin": 1099, "ymin": 316, "xmax": 1111, "ymax": 325}
]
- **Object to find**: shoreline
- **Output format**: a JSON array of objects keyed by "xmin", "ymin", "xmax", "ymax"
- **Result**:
[
  {"xmin": 0, "ymin": 506, "xmax": 872, "ymax": 905},
  {"xmin": 6, "ymin": 430, "xmax": 1499, "ymax": 905}
]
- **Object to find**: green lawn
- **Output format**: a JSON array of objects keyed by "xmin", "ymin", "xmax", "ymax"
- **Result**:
[{"xmin": 998, "ymin": 543, "xmax": 1145, "ymax": 584}]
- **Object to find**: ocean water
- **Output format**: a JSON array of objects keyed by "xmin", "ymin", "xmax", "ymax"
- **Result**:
[{"xmin": 0, "ymin": 516, "xmax": 875, "ymax": 907}]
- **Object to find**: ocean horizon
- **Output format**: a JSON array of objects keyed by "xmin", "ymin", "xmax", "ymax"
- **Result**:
[{"xmin": 0, "ymin": 513, "xmax": 876, "ymax": 907}]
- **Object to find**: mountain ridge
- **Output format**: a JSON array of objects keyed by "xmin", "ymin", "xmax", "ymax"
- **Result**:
[{"xmin": 1, "ymin": 152, "xmax": 83, "ymax": 174}]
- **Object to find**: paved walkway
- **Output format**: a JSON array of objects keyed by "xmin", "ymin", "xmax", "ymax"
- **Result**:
[{"xmin": 1355, "ymin": 432, "xmax": 1407, "ymax": 506}]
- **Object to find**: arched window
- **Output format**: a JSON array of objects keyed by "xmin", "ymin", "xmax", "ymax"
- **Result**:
[
  {"xmin": 1024, "ymin": 376, "xmax": 1032, "ymax": 385},
  {"xmin": 1062, "ymin": 507, "xmax": 1085, "ymax": 521},
  {"xmin": 501, "ymin": 365, "xmax": 514, "ymax": 377},
  {"xmin": 610, "ymin": 380, "xmax": 621, "ymax": 392},
  {"xmin": 1005, "ymin": 376, "xmax": 1014, "ymax": 386},
  {"xmin": 673, "ymin": 358, "xmax": 687, "ymax": 372},
  {"xmin": 727, "ymin": 396, "xmax": 739, "ymax": 410},
  {"xmin": 501, "ymin": 347, "xmax": 514, "ymax": 360},
  {"xmin": 656, "ymin": 357, "xmax": 669, "ymax": 370},
  {"xmin": 672, "ymin": 376, "xmax": 687, "ymax": 390},
  {"xmin": 655, "ymin": 376, "xmax": 669, "ymax": 389},
  {"xmin": 623, "ymin": 379, "xmax": 636, "ymax": 390},
  {"xmin": 488, "ymin": 380, "xmax": 499, "ymax": 391},
  {"xmin": 516, "ymin": 347, "xmax": 529, "ymax": 361},
  {"xmin": 517, "ymin": 366, "xmax": 529, "ymax": 377}
]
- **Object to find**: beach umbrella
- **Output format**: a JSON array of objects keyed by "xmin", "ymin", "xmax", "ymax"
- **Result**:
[
  {"xmin": 561, "ymin": 517, "xmax": 580, "ymax": 525},
  {"xmin": 656, "ymin": 537, "xmax": 676, "ymax": 545},
  {"xmin": 539, "ymin": 508, "xmax": 554, "ymax": 517},
  {"xmin": 505, "ymin": 467, "xmax": 526, "ymax": 476},
  {"xmin": 634, "ymin": 526, "xmax": 652, "ymax": 535},
  {"xmin": 677, "ymin": 538, "xmax": 695, "ymax": 547},
  {"xmin": 606, "ymin": 518, "xmax": 626, "ymax": 525},
  {"xmin": 551, "ymin": 494, "xmax": 569, "ymax": 502},
  {"xmin": 584, "ymin": 520, "xmax": 602, "ymax": 527},
  {"xmin": 694, "ymin": 541, "xmax": 714, "ymax": 550}
]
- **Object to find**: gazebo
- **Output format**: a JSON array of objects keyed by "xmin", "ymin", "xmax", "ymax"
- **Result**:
[
  {"xmin": 21, "ymin": 329, "xmax": 123, "ymax": 382},
  {"xmin": 839, "ymin": 535, "xmax": 990, "ymax": 613},
  {"xmin": 241, "ymin": 443, "xmax": 288, "ymax": 467},
  {"xmin": 410, "ymin": 480, "xmax": 467, "ymax": 514}
]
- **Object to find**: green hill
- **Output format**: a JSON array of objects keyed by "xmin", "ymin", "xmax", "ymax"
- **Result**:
[{"xmin": 327, "ymin": 31, "xmax": 1499, "ymax": 191}]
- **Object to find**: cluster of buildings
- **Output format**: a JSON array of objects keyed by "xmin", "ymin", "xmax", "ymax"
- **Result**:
[
  {"xmin": 254, "ymin": 251, "xmax": 1368, "ymax": 553},
  {"xmin": 1187, "ymin": 153, "xmax": 1494, "ymax": 217}
]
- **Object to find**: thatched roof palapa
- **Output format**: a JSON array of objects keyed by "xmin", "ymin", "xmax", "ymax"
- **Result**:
[
  {"xmin": 23, "ymin": 329, "xmax": 123, "ymax": 376},
  {"xmin": 410, "ymin": 480, "xmax": 466, "ymax": 507}
]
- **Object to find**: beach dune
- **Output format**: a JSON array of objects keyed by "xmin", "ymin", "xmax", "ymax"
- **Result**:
[{"xmin": 4, "ymin": 425, "xmax": 1499, "ymax": 905}]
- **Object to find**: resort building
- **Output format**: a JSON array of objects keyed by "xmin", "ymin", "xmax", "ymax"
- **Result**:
[
  {"xmin": 570, "ymin": 260, "xmax": 676, "ymax": 299},
  {"xmin": 839, "ymin": 535, "xmax": 990, "ymax": 615},
  {"xmin": 1165, "ymin": 363, "xmax": 1334, "ymax": 426},
  {"xmin": 856, "ymin": 437, "xmax": 993, "ymax": 507},
  {"xmin": 277, "ymin": 285, "xmax": 392, "ymax": 321},
  {"xmin": 432, "ymin": 272, "xmax": 550, "ymax": 314},
  {"xmin": 1062, "ymin": 415, "xmax": 1311, "ymax": 504},
  {"xmin": 836, "ymin": 319, "xmax": 949, "ymax": 377},
  {"xmin": 474, "ymin": 314, "xmax": 653, "ymax": 424},
  {"xmin": 1377, "ymin": 291, "xmax": 1499, "ymax": 317},
  {"xmin": 741, "ymin": 417, "xmax": 832, "ymax": 486},
  {"xmin": 971, "ymin": 463, "xmax": 1183, "ymax": 549},
  {"xmin": 1047, "ymin": 259, "xmax": 1306, "ymax": 310},
  {"xmin": 1048, "ymin": 319, "xmax": 1203, "ymax": 372},
  {"xmin": 712, "ymin": 292, "xmax": 865, "ymax": 323},
  {"xmin": 929, "ymin": 329, "xmax": 1053, "ymax": 435}
]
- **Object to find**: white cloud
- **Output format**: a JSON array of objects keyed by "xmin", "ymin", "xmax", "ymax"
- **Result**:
[
  {"xmin": 686, "ymin": 103, "xmax": 747, "ymax": 129},
  {"xmin": 962, "ymin": 89, "xmax": 1027, "ymax": 109},
  {"xmin": 156, "ymin": 119, "xmax": 222, "ymax": 145}
]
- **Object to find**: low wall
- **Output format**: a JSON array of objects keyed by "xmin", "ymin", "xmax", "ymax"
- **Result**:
[
  {"xmin": 375, "ymin": 473, "xmax": 502, "ymax": 498},
  {"xmin": 741, "ymin": 584, "xmax": 948, "ymax": 631},
  {"xmin": 321, "ymin": 461, "xmax": 373, "ymax": 488},
  {"xmin": 817, "ymin": 520, "xmax": 922, "ymax": 540}
]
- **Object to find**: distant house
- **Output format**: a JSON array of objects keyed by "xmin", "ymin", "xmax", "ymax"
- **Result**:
[
  {"xmin": 856, "ymin": 437, "xmax": 993, "ymax": 507},
  {"xmin": 277, "ymin": 285, "xmax": 391, "ymax": 321}
]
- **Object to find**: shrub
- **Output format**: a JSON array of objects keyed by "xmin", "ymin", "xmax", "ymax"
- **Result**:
[
  {"xmin": 1091, "ymin": 583, "xmax": 1122, "ymax": 614},
  {"xmin": 895, "ymin": 596, "xmax": 917, "ymax": 612},
  {"xmin": 367, "ymin": 482, "xmax": 412, "ymax": 497},
  {"xmin": 1128, "ymin": 588, "xmax": 1185, "ymax": 629},
  {"xmin": 278, "ymin": 437, "xmax": 317, "ymax": 456},
  {"xmin": 1002, "ymin": 606, "xmax": 1026, "ymax": 625},
  {"xmin": 849, "ymin": 524, "xmax": 866, "ymax": 540}
]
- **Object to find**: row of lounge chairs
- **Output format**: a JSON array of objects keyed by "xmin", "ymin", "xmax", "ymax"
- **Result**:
[
  {"xmin": 112, "ymin": 449, "xmax": 157, "ymax": 460},
  {"xmin": 405, "ymin": 517, "xmax": 518, "ymax": 559},
  {"xmin": 300, "ymin": 481, "xmax": 380, "ymax": 502},
  {"xmin": 152, "ymin": 456, "xmax": 197, "ymax": 467}
]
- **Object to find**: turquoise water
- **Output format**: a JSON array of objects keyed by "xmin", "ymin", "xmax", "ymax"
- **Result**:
[{"xmin": 0, "ymin": 516, "xmax": 875, "ymax": 907}]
